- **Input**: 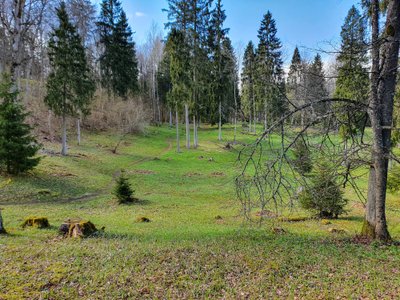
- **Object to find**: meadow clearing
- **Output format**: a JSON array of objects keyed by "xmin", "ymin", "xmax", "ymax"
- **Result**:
[{"xmin": 1, "ymin": 125, "xmax": 400, "ymax": 299}]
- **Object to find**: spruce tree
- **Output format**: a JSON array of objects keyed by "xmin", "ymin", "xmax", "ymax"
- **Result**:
[
  {"xmin": 287, "ymin": 47, "xmax": 305, "ymax": 126},
  {"xmin": 0, "ymin": 75, "xmax": 40, "ymax": 175},
  {"xmin": 166, "ymin": 29, "xmax": 191, "ymax": 153},
  {"xmin": 305, "ymin": 54, "xmax": 328, "ymax": 117},
  {"xmin": 255, "ymin": 11, "xmax": 286, "ymax": 129},
  {"xmin": 241, "ymin": 41, "xmax": 256, "ymax": 132},
  {"xmin": 98, "ymin": 0, "xmax": 138, "ymax": 98},
  {"xmin": 334, "ymin": 5, "xmax": 369, "ymax": 137},
  {"xmin": 44, "ymin": 2, "xmax": 95, "ymax": 156},
  {"xmin": 208, "ymin": 0, "xmax": 229, "ymax": 139}
]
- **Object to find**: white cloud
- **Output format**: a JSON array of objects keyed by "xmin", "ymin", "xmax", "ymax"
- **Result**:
[{"xmin": 135, "ymin": 12, "xmax": 146, "ymax": 17}]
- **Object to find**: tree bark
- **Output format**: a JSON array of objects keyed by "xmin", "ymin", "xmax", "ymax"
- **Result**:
[
  {"xmin": 364, "ymin": 0, "xmax": 400, "ymax": 241},
  {"xmin": 61, "ymin": 113, "xmax": 68, "ymax": 156},
  {"xmin": 176, "ymin": 106, "xmax": 180, "ymax": 153},
  {"xmin": 77, "ymin": 117, "xmax": 81, "ymax": 146},
  {"xmin": 10, "ymin": 0, "xmax": 26, "ymax": 91},
  {"xmin": 185, "ymin": 103, "xmax": 190, "ymax": 149},
  {"xmin": 169, "ymin": 110, "xmax": 173, "ymax": 127},
  {"xmin": 218, "ymin": 101, "xmax": 222, "ymax": 141},
  {"xmin": 0, "ymin": 209, "xmax": 6, "ymax": 234},
  {"xmin": 193, "ymin": 115, "xmax": 198, "ymax": 149}
]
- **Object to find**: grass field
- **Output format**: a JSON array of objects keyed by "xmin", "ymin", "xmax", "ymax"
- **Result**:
[{"xmin": 1, "ymin": 125, "xmax": 400, "ymax": 299}]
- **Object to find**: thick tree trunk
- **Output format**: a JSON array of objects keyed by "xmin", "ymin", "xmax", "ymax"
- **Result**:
[
  {"xmin": 10, "ymin": 0, "xmax": 26, "ymax": 91},
  {"xmin": 77, "ymin": 118, "xmax": 81, "ymax": 146},
  {"xmin": 176, "ymin": 107, "xmax": 180, "ymax": 153},
  {"xmin": 218, "ymin": 101, "xmax": 222, "ymax": 141},
  {"xmin": 363, "ymin": 0, "xmax": 400, "ymax": 241},
  {"xmin": 0, "ymin": 209, "xmax": 6, "ymax": 234},
  {"xmin": 61, "ymin": 114, "xmax": 68, "ymax": 156},
  {"xmin": 185, "ymin": 103, "xmax": 190, "ymax": 149}
]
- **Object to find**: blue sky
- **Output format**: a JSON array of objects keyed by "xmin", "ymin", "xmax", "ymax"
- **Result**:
[{"xmin": 96, "ymin": 0, "xmax": 362, "ymax": 63}]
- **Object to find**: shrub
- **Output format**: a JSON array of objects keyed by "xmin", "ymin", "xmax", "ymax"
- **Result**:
[
  {"xmin": 298, "ymin": 162, "xmax": 347, "ymax": 219},
  {"xmin": 114, "ymin": 170, "xmax": 136, "ymax": 204}
]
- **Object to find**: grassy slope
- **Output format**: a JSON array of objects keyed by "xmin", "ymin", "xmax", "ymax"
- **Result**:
[{"xmin": 1, "ymin": 125, "xmax": 400, "ymax": 299}]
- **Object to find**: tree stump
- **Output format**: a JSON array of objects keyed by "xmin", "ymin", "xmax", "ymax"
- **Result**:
[
  {"xmin": 21, "ymin": 217, "xmax": 50, "ymax": 229},
  {"xmin": 59, "ymin": 219, "xmax": 98, "ymax": 238},
  {"xmin": 0, "ymin": 209, "xmax": 6, "ymax": 234}
]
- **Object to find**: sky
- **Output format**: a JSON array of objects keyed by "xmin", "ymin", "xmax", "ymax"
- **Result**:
[{"xmin": 96, "ymin": 0, "xmax": 362, "ymax": 64}]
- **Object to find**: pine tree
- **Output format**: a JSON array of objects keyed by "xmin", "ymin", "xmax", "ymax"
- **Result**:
[
  {"xmin": 334, "ymin": 5, "xmax": 369, "ymax": 138},
  {"xmin": 255, "ymin": 11, "xmax": 286, "ymax": 129},
  {"xmin": 0, "ymin": 75, "xmax": 40, "ymax": 175},
  {"xmin": 98, "ymin": 0, "xmax": 138, "ymax": 98},
  {"xmin": 241, "ymin": 41, "xmax": 256, "ymax": 132},
  {"xmin": 44, "ymin": 2, "xmax": 95, "ymax": 156}
]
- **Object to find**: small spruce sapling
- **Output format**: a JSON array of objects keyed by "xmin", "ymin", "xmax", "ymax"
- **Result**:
[
  {"xmin": 298, "ymin": 161, "xmax": 348, "ymax": 219},
  {"xmin": 114, "ymin": 170, "xmax": 136, "ymax": 204}
]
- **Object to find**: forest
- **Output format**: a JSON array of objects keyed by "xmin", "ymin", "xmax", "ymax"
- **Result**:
[{"xmin": 1, "ymin": 0, "xmax": 400, "ymax": 298}]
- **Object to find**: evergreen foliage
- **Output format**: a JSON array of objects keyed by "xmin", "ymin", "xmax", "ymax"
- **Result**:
[
  {"xmin": 299, "ymin": 162, "xmax": 348, "ymax": 219},
  {"xmin": 241, "ymin": 41, "xmax": 256, "ymax": 126},
  {"xmin": 292, "ymin": 137, "xmax": 312, "ymax": 175},
  {"xmin": 334, "ymin": 6, "xmax": 369, "ymax": 137},
  {"xmin": 44, "ymin": 2, "xmax": 95, "ymax": 155},
  {"xmin": 255, "ymin": 12, "xmax": 286, "ymax": 127},
  {"xmin": 0, "ymin": 75, "xmax": 40, "ymax": 175},
  {"xmin": 98, "ymin": 0, "xmax": 138, "ymax": 98},
  {"xmin": 114, "ymin": 170, "xmax": 136, "ymax": 204}
]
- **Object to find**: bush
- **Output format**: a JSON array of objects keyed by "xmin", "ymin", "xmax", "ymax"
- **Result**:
[
  {"xmin": 298, "ymin": 162, "xmax": 347, "ymax": 219},
  {"xmin": 114, "ymin": 171, "xmax": 136, "ymax": 204}
]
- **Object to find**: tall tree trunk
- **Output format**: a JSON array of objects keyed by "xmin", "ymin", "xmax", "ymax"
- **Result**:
[
  {"xmin": 193, "ymin": 115, "xmax": 198, "ymax": 149},
  {"xmin": 0, "ymin": 209, "xmax": 6, "ymax": 234},
  {"xmin": 185, "ymin": 103, "xmax": 190, "ymax": 149},
  {"xmin": 48, "ymin": 110, "xmax": 53, "ymax": 142},
  {"xmin": 10, "ymin": 0, "xmax": 26, "ymax": 91},
  {"xmin": 169, "ymin": 110, "xmax": 173, "ymax": 127},
  {"xmin": 364, "ymin": 0, "xmax": 400, "ymax": 241},
  {"xmin": 234, "ymin": 78, "xmax": 237, "ymax": 143},
  {"xmin": 264, "ymin": 99, "xmax": 268, "ymax": 131},
  {"xmin": 77, "ymin": 117, "xmax": 81, "ymax": 146},
  {"xmin": 218, "ymin": 101, "xmax": 222, "ymax": 141},
  {"xmin": 253, "ymin": 94, "xmax": 256, "ymax": 133},
  {"xmin": 176, "ymin": 106, "xmax": 180, "ymax": 153},
  {"xmin": 61, "ymin": 114, "xmax": 68, "ymax": 156}
]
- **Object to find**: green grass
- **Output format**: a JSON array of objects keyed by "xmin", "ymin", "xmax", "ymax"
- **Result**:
[{"xmin": 1, "ymin": 124, "xmax": 400, "ymax": 299}]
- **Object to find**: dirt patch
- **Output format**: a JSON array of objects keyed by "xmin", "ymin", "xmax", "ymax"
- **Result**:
[
  {"xmin": 256, "ymin": 210, "xmax": 278, "ymax": 218},
  {"xmin": 131, "ymin": 169, "xmax": 156, "ymax": 175},
  {"xmin": 186, "ymin": 172, "xmax": 202, "ymax": 177},
  {"xmin": 210, "ymin": 172, "xmax": 225, "ymax": 177}
]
